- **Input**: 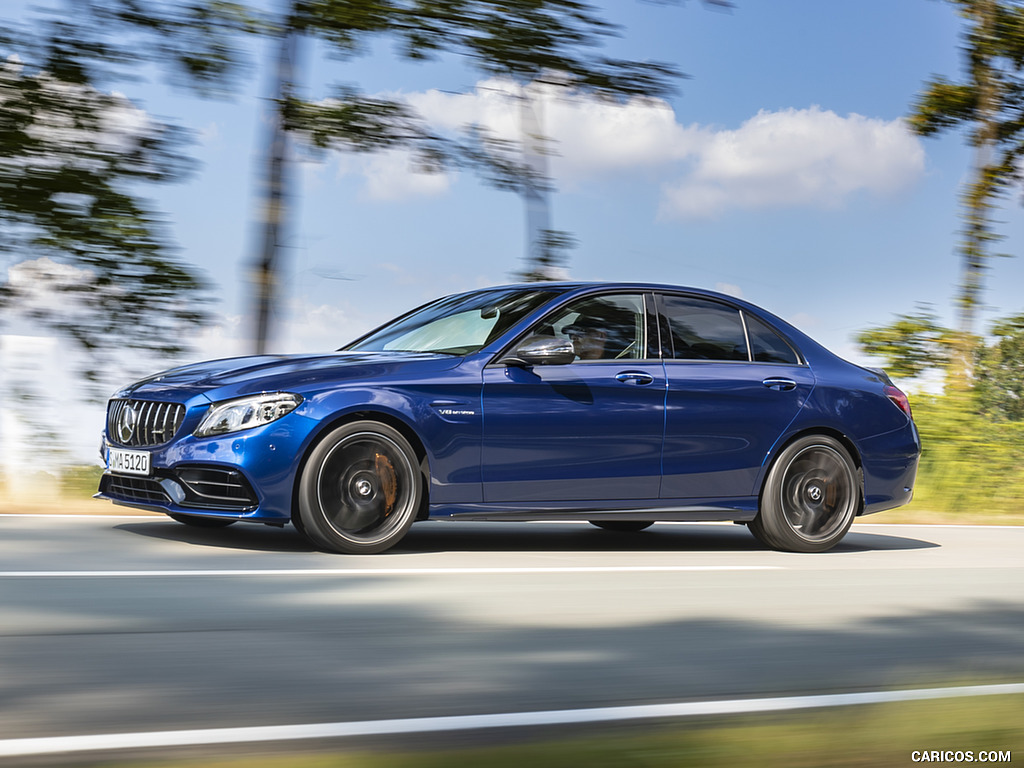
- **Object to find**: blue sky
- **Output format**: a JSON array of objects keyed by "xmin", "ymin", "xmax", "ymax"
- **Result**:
[{"xmin": 4, "ymin": 0, "xmax": 1024, "ymax": 465}]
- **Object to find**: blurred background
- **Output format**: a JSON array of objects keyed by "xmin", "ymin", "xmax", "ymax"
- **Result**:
[{"xmin": 1, "ymin": 0, "xmax": 1023, "ymax": 516}]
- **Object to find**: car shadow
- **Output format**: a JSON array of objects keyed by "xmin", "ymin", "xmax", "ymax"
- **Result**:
[
  {"xmin": 114, "ymin": 519, "xmax": 939, "ymax": 555},
  {"xmin": 394, "ymin": 522, "xmax": 940, "ymax": 554},
  {"xmin": 114, "ymin": 521, "xmax": 318, "ymax": 553}
]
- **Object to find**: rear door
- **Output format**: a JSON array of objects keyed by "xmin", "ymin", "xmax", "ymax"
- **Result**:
[{"xmin": 656, "ymin": 293, "xmax": 814, "ymax": 499}]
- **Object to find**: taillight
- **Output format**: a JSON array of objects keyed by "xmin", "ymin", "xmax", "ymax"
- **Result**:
[{"xmin": 884, "ymin": 384, "xmax": 912, "ymax": 418}]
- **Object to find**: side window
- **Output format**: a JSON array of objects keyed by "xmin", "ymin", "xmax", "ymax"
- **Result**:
[
  {"xmin": 540, "ymin": 294, "xmax": 646, "ymax": 361},
  {"xmin": 659, "ymin": 295, "xmax": 748, "ymax": 361},
  {"xmin": 744, "ymin": 313, "xmax": 801, "ymax": 365}
]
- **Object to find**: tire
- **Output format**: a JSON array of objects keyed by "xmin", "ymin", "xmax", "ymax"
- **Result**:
[
  {"xmin": 167, "ymin": 512, "xmax": 237, "ymax": 528},
  {"xmin": 749, "ymin": 435, "xmax": 860, "ymax": 553},
  {"xmin": 589, "ymin": 521, "xmax": 654, "ymax": 532},
  {"xmin": 297, "ymin": 421, "xmax": 422, "ymax": 554}
]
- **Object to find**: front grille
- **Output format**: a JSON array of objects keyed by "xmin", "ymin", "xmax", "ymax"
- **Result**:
[
  {"xmin": 107, "ymin": 399, "xmax": 186, "ymax": 447},
  {"xmin": 100, "ymin": 474, "xmax": 171, "ymax": 506}
]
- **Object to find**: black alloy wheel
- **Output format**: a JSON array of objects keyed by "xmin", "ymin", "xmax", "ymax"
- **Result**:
[
  {"xmin": 749, "ymin": 435, "xmax": 860, "ymax": 553},
  {"xmin": 297, "ymin": 421, "xmax": 422, "ymax": 554}
]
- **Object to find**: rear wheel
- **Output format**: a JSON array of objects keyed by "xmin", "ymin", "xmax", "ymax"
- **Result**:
[
  {"xmin": 298, "ymin": 422, "xmax": 422, "ymax": 554},
  {"xmin": 749, "ymin": 435, "xmax": 859, "ymax": 553},
  {"xmin": 589, "ymin": 521, "xmax": 654, "ymax": 532},
  {"xmin": 167, "ymin": 512, "xmax": 236, "ymax": 528}
]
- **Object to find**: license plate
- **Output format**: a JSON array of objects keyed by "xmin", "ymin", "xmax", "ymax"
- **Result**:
[{"xmin": 107, "ymin": 447, "xmax": 151, "ymax": 477}]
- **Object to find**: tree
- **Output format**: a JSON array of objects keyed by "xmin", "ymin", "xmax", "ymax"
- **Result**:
[
  {"xmin": 858, "ymin": 306, "xmax": 1024, "ymax": 423},
  {"xmin": 976, "ymin": 312, "xmax": 1024, "ymax": 420},
  {"xmin": 254, "ymin": 0, "xmax": 696, "ymax": 349},
  {"xmin": 855, "ymin": 306, "xmax": 954, "ymax": 380},
  {"xmin": 4, "ymin": 0, "xmax": 723, "ymax": 358},
  {"xmin": 909, "ymin": 0, "xmax": 1024, "ymax": 386},
  {"xmin": 0, "ymin": 17, "xmax": 213, "ymax": 391}
]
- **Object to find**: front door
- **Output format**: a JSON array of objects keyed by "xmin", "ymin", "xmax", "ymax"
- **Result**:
[{"xmin": 481, "ymin": 292, "xmax": 665, "ymax": 502}]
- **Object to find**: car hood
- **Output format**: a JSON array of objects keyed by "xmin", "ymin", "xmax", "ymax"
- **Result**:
[{"xmin": 114, "ymin": 351, "xmax": 464, "ymax": 402}]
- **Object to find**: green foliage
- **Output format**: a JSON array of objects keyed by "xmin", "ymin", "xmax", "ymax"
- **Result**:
[
  {"xmin": 859, "ymin": 307, "xmax": 1024, "ymax": 514},
  {"xmin": 858, "ymin": 307, "xmax": 1024, "ymax": 423},
  {"xmin": 908, "ymin": 0, "xmax": 1024, "ymax": 383},
  {"xmin": 59, "ymin": 464, "xmax": 105, "ymax": 498},
  {"xmin": 976, "ymin": 312, "xmax": 1024, "ymax": 420},
  {"xmin": 256, "ymin": 0, "xmax": 700, "ymax": 331},
  {"xmin": 517, "ymin": 228, "xmax": 577, "ymax": 282},
  {"xmin": 71, "ymin": 0, "xmax": 260, "ymax": 95},
  {"xmin": 4, "ymin": 0, "xmax": 699, "ymax": 368},
  {"xmin": 0, "ymin": 4, "xmax": 220, "ymax": 393},
  {"xmin": 855, "ymin": 306, "xmax": 954, "ymax": 379},
  {"xmin": 908, "ymin": 391, "xmax": 1024, "ymax": 513},
  {"xmin": 0, "ymin": 69, "xmax": 208, "ymax": 390},
  {"xmin": 278, "ymin": 1, "xmax": 686, "ymax": 193}
]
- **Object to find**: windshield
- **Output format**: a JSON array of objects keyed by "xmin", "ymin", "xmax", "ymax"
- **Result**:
[{"xmin": 343, "ymin": 287, "xmax": 563, "ymax": 356}]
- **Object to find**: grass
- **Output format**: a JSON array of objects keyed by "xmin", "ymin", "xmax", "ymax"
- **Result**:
[
  {"xmin": 868, "ymin": 500, "xmax": 1023, "ymax": 526},
  {"xmin": 71, "ymin": 693, "xmax": 1022, "ymax": 768}
]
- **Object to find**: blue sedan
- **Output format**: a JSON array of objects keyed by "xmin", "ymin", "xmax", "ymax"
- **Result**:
[{"xmin": 97, "ymin": 283, "xmax": 920, "ymax": 554}]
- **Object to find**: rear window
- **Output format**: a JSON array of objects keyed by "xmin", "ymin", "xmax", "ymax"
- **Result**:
[
  {"xmin": 659, "ymin": 296, "xmax": 748, "ymax": 361},
  {"xmin": 744, "ymin": 313, "xmax": 800, "ymax": 365}
]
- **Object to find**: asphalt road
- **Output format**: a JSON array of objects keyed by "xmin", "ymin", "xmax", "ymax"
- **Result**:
[{"xmin": 1, "ymin": 514, "xmax": 1022, "ymax": 754}]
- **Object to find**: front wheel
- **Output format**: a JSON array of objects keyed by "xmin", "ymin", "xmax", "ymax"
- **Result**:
[
  {"xmin": 749, "ymin": 435, "xmax": 860, "ymax": 553},
  {"xmin": 297, "ymin": 422, "xmax": 422, "ymax": 554}
]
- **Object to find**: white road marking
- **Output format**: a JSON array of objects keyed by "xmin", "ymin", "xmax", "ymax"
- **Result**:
[
  {"xmin": 0, "ymin": 565, "xmax": 778, "ymax": 578},
  {"xmin": 1, "ymin": 683, "xmax": 1021, "ymax": 758}
]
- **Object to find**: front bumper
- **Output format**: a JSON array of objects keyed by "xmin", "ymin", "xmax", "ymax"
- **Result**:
[
  {"xmin": 97, "ymin": 410, "xmax": 320, "ymax": 523},
  {"xmin": 98, "ymin": 465, "xmax": 259, "ymax": 513}
]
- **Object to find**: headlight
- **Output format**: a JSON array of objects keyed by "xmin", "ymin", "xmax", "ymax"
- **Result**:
[{"xmin": 195, "ymin": 392, "xmax": 303, "ymax": 437}]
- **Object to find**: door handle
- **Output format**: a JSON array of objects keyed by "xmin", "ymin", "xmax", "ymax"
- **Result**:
[
  {"xmin": 762, "ymin": 377, "xmax": 797, "ymax": 391},
  {"xmin": 616, "ymin": 371, "xmax": 655, "ymax": 386}
]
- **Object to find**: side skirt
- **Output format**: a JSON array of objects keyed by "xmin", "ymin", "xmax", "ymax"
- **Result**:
[{"xmin": 427, "ymin": 497, "xmax": 759, "ymax": 523}]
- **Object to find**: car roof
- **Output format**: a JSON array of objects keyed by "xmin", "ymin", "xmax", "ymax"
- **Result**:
[{"xmin": 463, "ymin": 281, "xmax": 742, "ymax": 301}]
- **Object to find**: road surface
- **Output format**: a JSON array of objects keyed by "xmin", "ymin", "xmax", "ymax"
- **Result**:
[{"xmin": 1, "ymin": 514, "xmax": 1022, "ymax": 758}]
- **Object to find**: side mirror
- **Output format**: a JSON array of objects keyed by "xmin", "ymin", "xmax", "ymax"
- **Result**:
[{"xmin": 499, "ymin": 335, "xmax": 576, "ymax": 367}]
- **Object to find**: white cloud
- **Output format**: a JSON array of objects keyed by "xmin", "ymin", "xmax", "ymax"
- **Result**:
[
  {"xmin": 333, "ymin": 79, "xmax": 698, "ymax": 200},
  {"xmin": 324, "ymin": 80, "xmax": 925, "ymax": 217},
  {"xmin": 407, "ymin": 79, "xmax": 703, "ymax": 181},
  {"xmin": 330, "ymin": 149, "xmax": 453, "ymax": 202},
  {"xmin": 362, "ymin": 150, "xmax": 454, "ymax": 201},
  {"xmin": 660, "ymin": 107, "xmax": 925, "ymax": 218},
  {"xmin": 192, "ymin": 313, "xmax": 249, "ymax": 360}
]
